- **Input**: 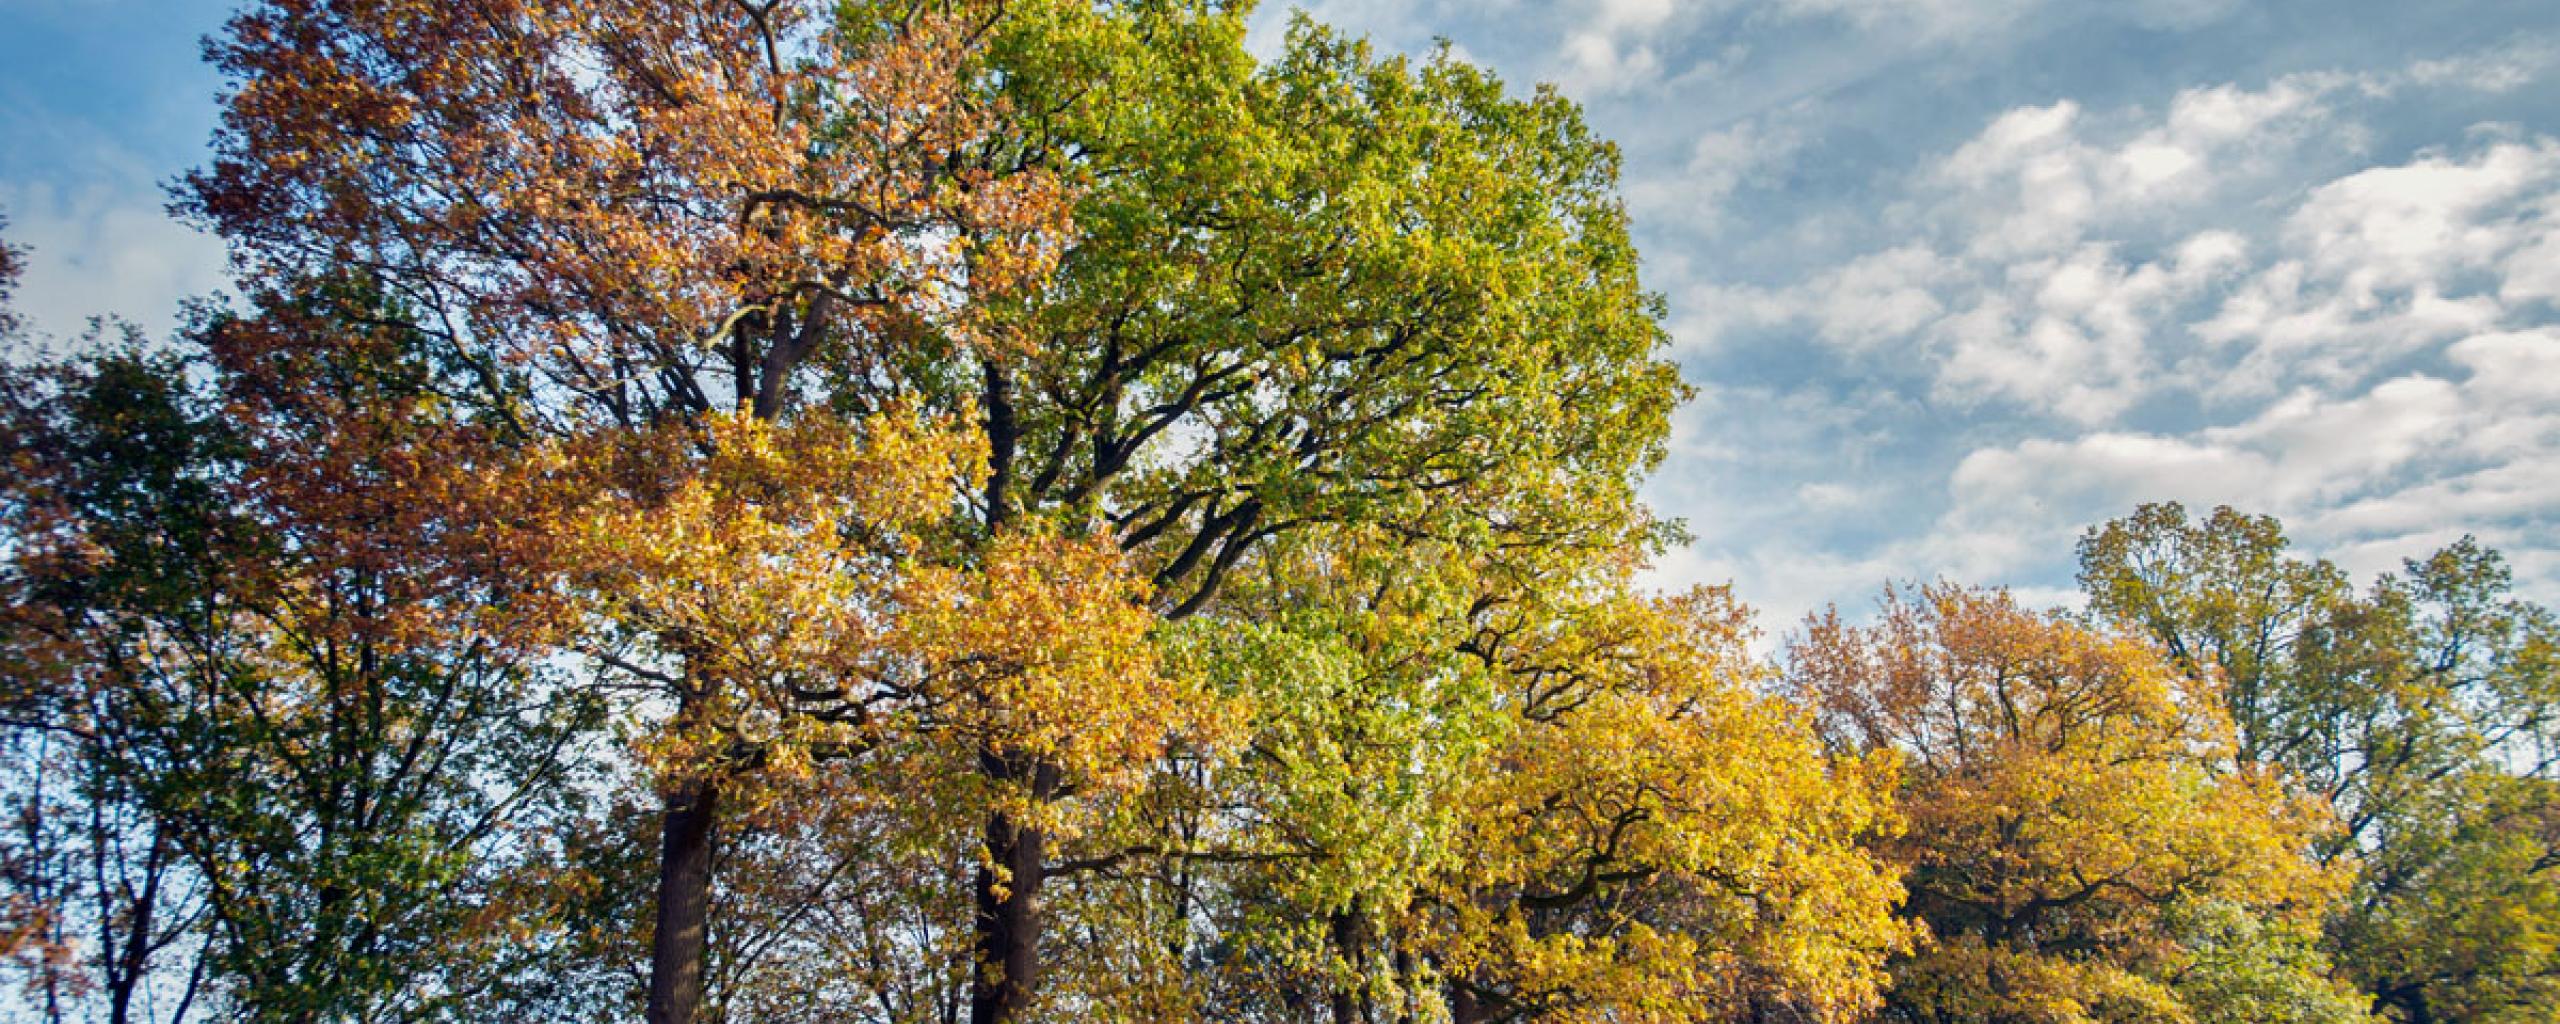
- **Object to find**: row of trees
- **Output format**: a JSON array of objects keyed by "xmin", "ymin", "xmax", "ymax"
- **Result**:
[
  {"xmin": 1793, "ymin": 500, "xmax": 2560, "ymax": 1024},
  {"xmin": 0, "ymin": 1, "xmax": 2551, "ymax": 1022}
]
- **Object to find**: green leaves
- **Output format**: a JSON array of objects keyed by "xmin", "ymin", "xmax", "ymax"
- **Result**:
[{"xmin": 2080, "ymin": 502, "xmax": 2560, "ymax": 1023}]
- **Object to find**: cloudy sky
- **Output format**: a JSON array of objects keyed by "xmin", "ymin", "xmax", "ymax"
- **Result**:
[{"xmin": 5, "ymin": 0, "xmax": 2558, "ymax": 631}]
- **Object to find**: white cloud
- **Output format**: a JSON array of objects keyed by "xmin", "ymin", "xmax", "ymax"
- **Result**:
[
  {"xmin": 1809, "ymin": 245, "xmax": 1964, "ymax": 347},
  {"xmin": 1623, "ymin": 108, "xmax": 1815, "ymax": 236},
  {"xmin": 1681, "ymin": 53, "xmax": 2560, "ymax": 423},
  {"xmin": 2290, "ymin": 138, "xmax": 2558, "ymax": 288},
  {"xmin": 1933, "ymin": 327, "xmax": 2560, "ymax": 589},
  {"xmin": 1697, "ymin": 72, "xmax": 2358, "ymax": 416},
  {"xmin": 1551, "ymin": 0, "xmax": 1695, "ymax": 94},
  {"xmin": 1669, "ymin": 45, "xmax": 2560, "ymax": 624},
  {"xmin": 1764, "ymin": 0, "xmax": 2248, "ymax": 47},
  {"xmin": 0, "ymin": 180, "xmax": 228, "ymax": 347},
  {"xmin": 2196, "ymin": 136, "xmax": 2560, "ymax": 389},
  {"xmin": 1928, "ymin": 73, "xmax": 2353, "ymax": 259},
  {"xmin": 2406, "ymin": 37, "xmax": 2558, "ymax": 93},
  {"xmin": 1930, "ymin": 234, "xmax": 2247, "ymax": 420},
  {"xmin": 1772, "ymin": 0, "xmax": 2043, "ymax": 41}
]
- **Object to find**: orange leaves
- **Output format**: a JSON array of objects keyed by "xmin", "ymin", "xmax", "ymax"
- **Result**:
[
  {"xmin": 902, "ymin": 530, "xmax": 1229, "ymax": 802},
  {"xmin": 187, "ymin": 0, "xmax": 1077, "ymax": 429},
  {"xmin": 1790, "ymin": 582, "xmax": 2342, "ymax": 1024},
  {"xmin": 1793, "ymin": 583, "xmax": 2225, "ymax": 773},
  {"xmin": 548, "ymin": 403, "xmax": 1215, "ymax": 821}
]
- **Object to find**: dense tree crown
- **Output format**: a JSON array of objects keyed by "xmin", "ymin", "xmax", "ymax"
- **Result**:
[
  {"xmin": 1790, "ymin": 583, "xmax": 2355, "ymax": 1024},
  {"xmin": 1, "ymin": 2, "xmax": 2554, "ymax": 1024},
  {"xmin": 2079, "ymin": 504, "xmax": 2560, "ymax": 1024}
]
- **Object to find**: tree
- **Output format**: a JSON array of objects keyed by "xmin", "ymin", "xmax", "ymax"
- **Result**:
[
  {"xmin": 0, "ymin": 290, "xmax": 607, "ymax": 1020},
  {"xmin": 0, "ymin": 212, "xmax": 23, "ymax": 339},
  {"xmin": 1091, "ymin": 521, "xmax": 1909, "ymax": 1024},
  {"xmin": 182, "ymin": 2, "xmax": 1684, "ymax": 1022},
  {"xmin": 1789, "ymin": 583, "xmax": 2350, "ymax": 1024},
  {"xmin": 2078, "ymin": 503, "xmax": 2560, "ymax": 1022},
  {"xmin": 2335, "ymin": 772, "xmax": 2560, "ymax": 1024},
  {"xmin": 1423, "ymin": 583, "xmax": 1909, "ymax": 1024}
]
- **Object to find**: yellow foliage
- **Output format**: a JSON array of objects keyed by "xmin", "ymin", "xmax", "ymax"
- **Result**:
[
  {"xmin": 1791, "ymin": 583, "xmax": 2343, "ymax": 1024},
  {"xmin": 1432, "ymin": 586, "xmax": 1914, "ymax": 1022}
]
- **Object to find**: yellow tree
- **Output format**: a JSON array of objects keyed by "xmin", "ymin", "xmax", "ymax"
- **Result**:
[
  {"xmin": 1427, "ymin": 584, "xmax": 1911, "ymax": 1024},
  {"xmin": 1123, "ymin": 521, "xmax": 1911, "ymax": 1024},
  {"xmin": 1789, "ymin": 583, "xmax": 2353, "ymax": 1024}
]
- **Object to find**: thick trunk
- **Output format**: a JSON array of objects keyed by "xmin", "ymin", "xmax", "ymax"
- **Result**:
[
  {"xmin": 1329, "ymin": 909, "xmax": 1370, "ymax": 1024},
  {"xmin": 969, "ymin": 804, "xmax": 1048, "ymax": 1024},
  {"xmin": 645, "ymin": 772, "xmax": 719, "ymax": 1024},
  {"xmin": 1331, "ymin": 987, "xmax": 1361, "ymax": 1024}
]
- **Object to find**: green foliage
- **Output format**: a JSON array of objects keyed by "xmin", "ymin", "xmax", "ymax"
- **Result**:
[
  {"xmin": 2163, "ymin": 900, "xmax": 2372, "ymax": 1024},
  {"xmin": 7, "ymin": 3, "xmax": 2556, "ymax": 1022},
  {"xmin": 2080, "ymin": 503, "xmax": 2560, "ymax": 1023},
  {"xmin": 0, "ymin": 308, "xmax": 608, "ymax": 1020}
]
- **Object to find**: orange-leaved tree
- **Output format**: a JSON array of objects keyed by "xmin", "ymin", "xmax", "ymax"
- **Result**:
[
  {"xmin": 1789, "ymin": 583, "xmax": 2357, "ymax": 1024},
  {"xmin": 188, "ymin": 3, "xmax": 1082, "ymax": 1018}
]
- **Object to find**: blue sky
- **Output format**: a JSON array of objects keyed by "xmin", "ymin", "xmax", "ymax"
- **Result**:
[{"xmin": 6, "ymin": 0, "xmax": 2559, "ymax": 633}]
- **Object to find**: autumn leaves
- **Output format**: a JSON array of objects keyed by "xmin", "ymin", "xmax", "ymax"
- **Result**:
[
  {"xmin": 1, "ymin": 1, "xmax": 2554, "ymax": 1022},
  {"xmin": 1794, "ymin": 584, "xmax": 2350, "ymax": 1022}
]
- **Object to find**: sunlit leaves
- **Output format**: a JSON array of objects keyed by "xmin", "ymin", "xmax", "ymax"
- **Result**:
[
  {"xmin": 2082, "ymin": 502, "xmax": 2560, "ymax": 1023},
  {"xmin": 1792, "ymin": 583, "xmax": 2344, "ymax": 1024}
]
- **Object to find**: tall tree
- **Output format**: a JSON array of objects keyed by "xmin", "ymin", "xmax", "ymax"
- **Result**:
[
  {"xmin": 0, "ymin": 288, "xmax": 608, "ymax": 1020},
  {"xmin": 2079, "ymin": 503, "xmax": 2560, "ymax": 1022},
  {"xmin": 1789, "ymin": 583, "xmax": 2353, "ymax": 1024},
  {"xmin": 183, "ymin": 3, "xmax": 1684, "ymax": 1023}
]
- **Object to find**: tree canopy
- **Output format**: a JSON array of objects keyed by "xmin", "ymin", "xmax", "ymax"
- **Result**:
[{"xmin": 0, "ymin": 4, "xmax": 2553, "ymax": 1024}]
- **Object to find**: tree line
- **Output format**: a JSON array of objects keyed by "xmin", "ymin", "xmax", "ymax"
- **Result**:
[{"xmin": 0, "ymin": 2, "xmax": 2551, "ymax": 1022}]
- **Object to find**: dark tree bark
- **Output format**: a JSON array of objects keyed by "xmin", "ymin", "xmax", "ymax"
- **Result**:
[
  {"xmin": 1448, "ymin": 978, "xmax": 1484, "ymax": 1024},
  {"xmin": 969, "ymin": 773, "xmax": 1051, "ymax": 1024},
  {"xmin": 645, "ymin": 770, "xmax": 719, "ymax": 1024},
  {"xmin": 1330, "ymin": 908, "xmax": 1371, "ymax": 1024}
]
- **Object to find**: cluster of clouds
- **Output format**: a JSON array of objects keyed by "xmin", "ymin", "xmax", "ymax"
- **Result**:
[
  {"xmin": 1544, "ymin": 0, "xmax": 2267, "ymax": 96},
  {"xmin": 1661, "ymin": 41, "xmax": 2560, "ymax": 624},
  {"xmin": 2, "ymin": 0, "xmax": 231, "ymax": 349},
  {"xmin": 1, "ymin": 178, "xmax": 227, "ymax": 348}
]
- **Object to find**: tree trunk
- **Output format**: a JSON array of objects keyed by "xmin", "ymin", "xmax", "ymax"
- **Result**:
[
  {"xmin": 969, "ymin": 801, "xmax": 1048, "ymax": 1024},
  {"xmin": 1331, "ymin": 985, "xmax": 1361, "ymax": 1024},
  {"xmin": 645, "ymin": 771, "xmax": 719, "ymax": 1024},
  {"xmin": 1448, "ymin": 980, "xmax": 1483, "ymax": 1024},
  {"xmin": 1329, "ymin": 908, "xmax": 1370, "ymax": 1024}
]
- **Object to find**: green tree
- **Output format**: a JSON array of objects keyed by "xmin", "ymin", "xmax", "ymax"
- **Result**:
[
  {"xmin": 0, "ymin": 298, "xmax": 607, "ymax": 1021},
  {"xmin": 2078, "ymin": 503, "xmax": 2560, "ymax": 1022}
]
